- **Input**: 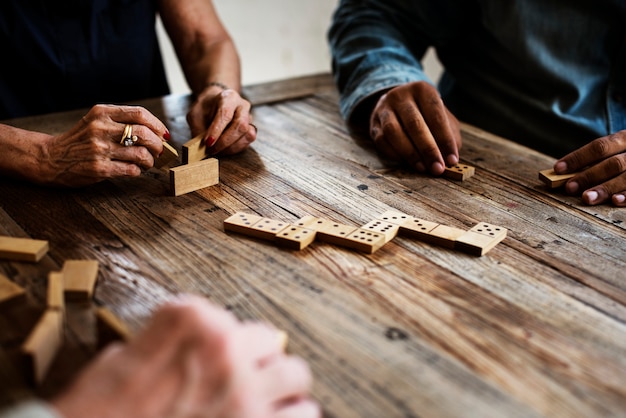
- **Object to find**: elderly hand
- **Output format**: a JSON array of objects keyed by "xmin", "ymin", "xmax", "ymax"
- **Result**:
[
  {"xmin": 369, "ymin": 81, "xmax": 462, "ymax": 175},
  {"xmin": 187, "ymin": 84, "xmax": 257, "ymax": 156},
  {"xmin": 555, "ymin": 130, "xmax": 626, "ymax": 206},
  {"xmin": 39, "ymin": 104, "xmax": 168, "ymax": 187},
  {"xmin": 51, "ymin": 295, "xmax": 320, "ymax": 418}
]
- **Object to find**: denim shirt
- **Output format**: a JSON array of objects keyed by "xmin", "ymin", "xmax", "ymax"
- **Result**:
[{"xmin": 328, "ymin": 0, "xmax": 626, "ymax": 157}]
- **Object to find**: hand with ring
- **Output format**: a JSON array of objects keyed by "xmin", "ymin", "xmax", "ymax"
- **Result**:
[
  {"xmin": 186, "ymin": 83, "xmax": 257, "ymax": 156},
  {"xmin": 18, "ymin": 104, "xmax": 170, "ymax": 187}
]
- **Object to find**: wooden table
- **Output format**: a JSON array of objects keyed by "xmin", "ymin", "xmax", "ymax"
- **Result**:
[{"xmin": 1, "ymin": 73, "xmax": 625, "ymax": 418}]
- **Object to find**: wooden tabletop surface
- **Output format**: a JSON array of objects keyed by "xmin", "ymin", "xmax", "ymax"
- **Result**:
[{"xmin": 1, "ymin": 73, "xmax": 625, "ymax": 418}]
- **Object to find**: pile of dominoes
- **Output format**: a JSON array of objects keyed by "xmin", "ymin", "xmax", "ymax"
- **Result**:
[
  {"xmin": 224, "ymin": 210, "xmax": 507, "ymax": 256},
  {"xmin": 0, "ymin": 236, "xmax": 130, "ymax": 385}
]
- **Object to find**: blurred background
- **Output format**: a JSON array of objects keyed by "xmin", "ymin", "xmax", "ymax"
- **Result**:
[{"xmin": 157, "ymin": 0, "xmax": 442, "ymax": 94}]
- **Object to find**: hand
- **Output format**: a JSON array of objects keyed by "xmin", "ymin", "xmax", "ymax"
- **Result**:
[
  {"xmin": 41, "ymin": 105, "xmax": 168, "ymax": 187},
  {"xmin": 51, "ymin": 295, "xmax": 320, "ymax": 418},
  {"xmin": 369, "ymin": 81, "xmax": 462, "ymax": 175},
  {"xmin": 187, "ymin": 85, "xmax": 257, "ymax": 156},
  {"xmin": 555, "ymin": 130, "xmax": 626, "ymax": 206}
]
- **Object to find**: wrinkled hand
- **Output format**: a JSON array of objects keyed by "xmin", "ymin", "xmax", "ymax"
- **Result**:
[
  {"xmin": 369, "ymin": 81, "xmax": 462, "ymax": 175},
  {"xmin": 41, "ymin": 105, "xmax": 168, "ymax": 187},
  {"xmin": 52, "ymin": 295, "xmax": 320, "ymax": 418},
  {"xmin": 555, "ymin": 130, "xmax": 626, "ymax": 206},
  {"xmin": 187, "ymin": 86, "xmax": 256, "ymax": 156}
]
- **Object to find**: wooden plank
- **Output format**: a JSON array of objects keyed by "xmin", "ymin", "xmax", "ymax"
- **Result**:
[
  {"xmin": 47, "ymin": 271, "xmax": 64, "ymax": 312},
  {"xmin": 0, "ymin": 236, "xmax": 48, "ymax": 262},
  {"xmin": 444, "ymin": 164, "xmax": 475, "ymax": 181},
  {"xmin": 95, "ymin": 307, "xmax": 132, "ymax": 348},
  {"xmin": 62, "ymin": 260, "xmax": 99, "ymax": 301},
  {"xmin": 170, "ymin": 158, "xmax": 219, "ymax": 196},
  {"xmin": 181, "ymin": 134, "xmax": 206, "ymax": 164},
  {"xmin": 0, "ymin": 273, "xmax": 26, "ymax": 309},
  {"xmin": 21, "ymin": 309, "xmax": 63, "ymax": 385},
  {"xmin": 154, "ymin": 141, "xmax": 179, "ymax": 170},
  {"xmin": 538, "ymin": 169, "xmax": 576, "ymax": 188}
]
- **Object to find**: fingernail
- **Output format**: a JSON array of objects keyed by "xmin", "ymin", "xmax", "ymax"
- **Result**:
[
  {"xmin": 446, "ymin": 154, "xmax": 458, "ymax": 166},
  {"xmin": 164, "ymin": 131, "xmax": 171, "ymax": 141},
  {"xmin": 614, "ymin": 194, "xmax": 626, "ymax": 204},
  {"xmin": 585, "ymin": 190, "xmax": 599, "ymax": 203},
  {"xmin": 554, "ymin": 161, "xmax": 567, "ymax": 174},
  {"xmin": 206, "ymin": 136, "xmax": 216, "ymax": 147},
  {"xmin": 431, "ymin": 161, "xmax": 444, "ymax": 175},
  {"xmin": 565, "ymin": 181, "xmax": 579, "ymax": 194}
]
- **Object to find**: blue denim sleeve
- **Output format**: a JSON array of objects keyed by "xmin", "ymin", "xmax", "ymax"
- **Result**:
[{"xmin": 327, "ymin": 0, "xmax": 433, "ymax": 124}]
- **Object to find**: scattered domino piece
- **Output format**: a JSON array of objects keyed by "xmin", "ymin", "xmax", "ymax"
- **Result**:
[
  {"xmin": 341, "ymin": 229, "xmax": 387, "ymax": 254},
  {"xmin": 538, "ymin": 168, "xmax": 576, "ymax": 188},
  {"xmin": 0, "ymin": 236, "xmax": 49, "ymax": 262},
  {"xmin": 47, "ymin": 271, "xmax": 64, "ymax": 312},
  {"xmin": 182, "ymin": 134, "xmax": 206, "ymax": 164},
  {"xmin": 398, "ymin": 217, "xmax": 439, "ymax": 241},
  {"xmin": 422, "ymin": 224, "xmax": 467, "ymax": 249},
  {"xmin": 224, "ymin": 212, "xmax": 265, "ymax": 235},
  {"xmin": 376, "ymin": 211, "xmax": 413, "ymax": 226},
  {"xmin": 246, "ymin": 218, "xmax": 290, "ymax": 241},
  {"xmin": 303, "ymin": 218, "xmax": 358, "ymax": 247},
  {"xmin": 62, "ymin": 260, "xmax": 99, "ymax": 302},
  {"xmin": 170, "ymin": 158, "xmax": 219, "ymax": 196},
  {"xmin": 455, "ymin": 223, "xmax": 508, "ymax": 256},
  {"xmin": 444, "ymin": 164, "xmax": 475, "ymax": 181},
  {"xmin": 154, "ymin": 141, "xmax": 179, "ymax": 170},
  {"xmin": 361, "ymin": 219, "xmax": 400, "ymax": 243},
  {"xmin": 0, "ymin": 273, "xmax": 26, "ymax": 309},
  {"xmin": 96, "ymin": 307, "xmax": 132, "ymax": 348},
  {"xmin": 21, "ymin": 309, "xmax": 63, "ymax": 384},
  {"xmin": 275, "ymin": 225, "xmax": 317, "ymax": 250}
]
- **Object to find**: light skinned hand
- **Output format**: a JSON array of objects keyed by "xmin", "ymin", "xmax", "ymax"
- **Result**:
[
  {"xmin": 39, "ymin": 104, "xmax": 168, "ymax": 187},
  {"xmin": 187, "ymin": 85, "xmax": 257, "ymax": 156},
  {"xmin": 554, "ymin": 130, "xmax": 626, "ymax": 206},
  {"xmin": 51, "ymin": 295, "xmax": 320, "ymax": 418},
  {"xmin": 369, "ymin": 81, "xmax": 462, "ymax": 175}
]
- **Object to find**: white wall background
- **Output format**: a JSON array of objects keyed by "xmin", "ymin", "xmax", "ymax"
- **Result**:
[{"xmin": 157, "ymin": 0, "xmax": 442, "ymax": 94}]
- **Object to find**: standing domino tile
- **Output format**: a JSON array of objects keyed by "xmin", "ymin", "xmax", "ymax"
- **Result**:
[
  {"xmin": 96, "ymin": 307, "xmax": 133, "ymax": 348},
  {"xmin": 182, "ymin": 134, "xmax": 207, "ymax": 164},
  {"xmin": 62, "ymin": 260, "xmax": 99, "ymax": 302},
  {"xmin": 170, "ymin": 158, "xmax": 219, "ymax": 196},
  {"xmin": 538, "ymin": 168, "xmax": 577, "ymax": 188},
  {"xmin": 47, "ymin": 272, "xmax": 65, "ymax": 312},
  {"xmin": 154, "ymin": 141, "xmax": 179, "ymax": 170},
  {"xmin": 275, "ymin": 225, "xmax": 317, "ymax": 250},
  {"xmin": 21, "ymin": 309, "xmax": 63, "ymax": 384},
  {"xmin": 444, "ymin": 164, "xmax": 475, "ymax": 181},
  {"xmin": 455, "ymin": 222, "xmax": 508, "ymax": 256}
]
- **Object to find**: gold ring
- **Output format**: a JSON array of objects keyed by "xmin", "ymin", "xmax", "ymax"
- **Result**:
[
  {"xmin": 120, "ymin": 124, "xmax": 134, "ymax": 146},
  {"xmin": 249, "ymin": 123, "xmax": 258, "ymax": 134}
]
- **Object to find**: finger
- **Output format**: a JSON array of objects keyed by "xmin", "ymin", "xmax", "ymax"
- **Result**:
[
  {"xmin": 209, "ymin": 115, "xmax": 256, "ymax": 155},
  {"xmin": 233, "ymin": 322, "xmax": 282, "ymax": 367},
  {"xmin": 580, "ymin": 172, "xmax": 626, "ymax": 205},
  {"xmin": 564, "ymin": 153, "xmax": 626, "ymax": 195},
  {"xmin": 115, "ymin": 123, "xmax": 164, "ymax": 160},
  {"xmin": 111, "ymin": 143, "xmax": 156, "ymax": 170},
  {"xmin": 372, "ymin": 106, "xmax": 422, "ymax": 169},
  {"xmin": 261, "ymin": 356, "xmax": 312, "ymax": 402},
  {"xmin": 112, "ymin": 105, "xmax": 170, "ymax": 140},
  {"xmin": 274, "ymin": 398, "xmax": 321, "ymax": 418},
  {"xmin": 555, "ymin": 131, "xmax": 626, "ymax": 174},
  {"xmin": 612, "ymin": 192, "xmax": 626, "ymax": 207},
  {"xmin": 414, "ymin": 88, "xmax": 460, "ymax": 167},
  {"xmin": 215, "ymin": 127, "xmax": 256, "ymax": 156}
]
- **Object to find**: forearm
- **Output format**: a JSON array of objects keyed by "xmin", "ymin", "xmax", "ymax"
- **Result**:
[
  {"xmin": 328, "ymin": 0, "xmax": 432, "ymax": 125},
  {"xmin": 0, "ymin": 124, "xmax": 51, "ymax": 183}
]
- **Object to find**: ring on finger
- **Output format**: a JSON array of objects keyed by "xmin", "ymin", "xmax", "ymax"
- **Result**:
[
  {"xmin": 120, "ymin": 124, "xmax": 137, "ymax": 147},
  {"xmin": 249, "ymin": 123, "xmax": 258, "ymax": 134}
]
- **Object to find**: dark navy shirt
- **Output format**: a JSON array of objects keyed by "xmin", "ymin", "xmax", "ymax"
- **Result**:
[
  {"xmin": 0, "ymin": 0, "xmax": 169, "ymax": 119},
  {"xmin": 328, "ymin": 0, "xmax": 626, "ymax": 157}
]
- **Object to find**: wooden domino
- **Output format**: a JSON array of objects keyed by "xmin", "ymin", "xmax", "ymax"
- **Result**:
[
  {"xmin": 62, "ymin": 260, "xmax": 99, "ymax": 301},
  {"xmin": 361, "ymin": 219, "xmax": 400, "ymax": 243},
  {"xmin": 538, "ymin": 168, "xmax": 576, "ymax": 188},
  {"xmin": 224, "ymin": 212, "xmax": 289, "ymax": 241},
  {"xmin": 341, "ymin": 229, "xmax": 387, "ymax": 253},
  {"xmin": 96, "ymin": 307, "xmax": 132, "ymax": 348},
  {"xmin": 224, "ymin": 212, "xmax": 265, "ymax": 235},
  {"xmin": 275, "ymin": 225, "xmax": 317, "ymax": 250},
  {"xmin": 0, "ymin": 273, "xmax": 26, "ymax": 309},
  {"xmin": 455, "ymin": 222, "xmax": 507, "ymax": 256},
  {"xmin": 376, "ymin": 211, "xmax": 413, "ymax": 226},
  {"xmin": 421, "ymin": 224, "xmax": 467, "ymax": 249},
  {"xmin": 300, "ymin": 217, "xmax": 357, "ymax": 246},
  {"xmin": 21, "ymin": 309, "xmax": 63, "ymax": 384},
  {"xmin": 397, "ymin": 217, "xmax": 440, "ymax": 240},
  {"xmin": 170, "ymin": 158, "xmax": 219, "ymax": 196},
  {"xmin": 278, "ymin": 330, "xmax": 288, "ymax": 351},
  {"xmin": 182, "ymin": 133, "xmax": 206, "ymax": 164},
  {"xmin": 444, "ymin": 164, "xmax": 475, "ymax": 181},
  {"xmin": 47, "ymin": 271, "xmax": 64, "ymax": 312},
  {"xmin": 0, "ymin": 236, "xmax": 48, "ymax": 262},
  {"xmin": 154, "ymin": 141, "xmax": 179, "ymax": 170}
]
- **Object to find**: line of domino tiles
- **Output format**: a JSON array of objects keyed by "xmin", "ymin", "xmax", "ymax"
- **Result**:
[{"xmin": 224, "ymin": 210, "xmax": 507, "ymax": 256}]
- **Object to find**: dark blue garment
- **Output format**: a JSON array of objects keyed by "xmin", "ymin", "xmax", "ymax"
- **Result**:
[
  {"xmin": 0, "ymin": 0, "xmax": 169, "ymax": 119},
  {"xmin": 328, "ymin": 0, "xmax": 626, "ymax": 157}
]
